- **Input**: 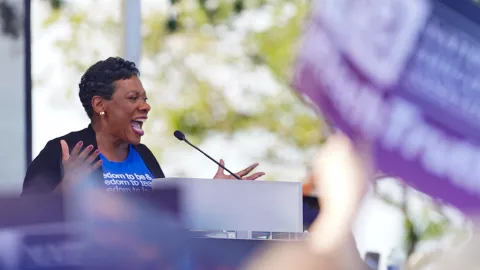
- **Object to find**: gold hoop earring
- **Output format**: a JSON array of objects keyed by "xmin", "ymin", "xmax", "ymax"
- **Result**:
[{"xmin": 99, "ymin": 111, "xmax": 105, "ymax": 117}]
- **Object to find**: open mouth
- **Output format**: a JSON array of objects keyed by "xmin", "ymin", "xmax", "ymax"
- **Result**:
[{"xmin": 130, "ymin": 118, "xmax": 146, "ymax": 136}]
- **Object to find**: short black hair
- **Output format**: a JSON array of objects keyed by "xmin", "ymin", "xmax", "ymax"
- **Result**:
[{"xmin": 79, "ymin": 57, "xmax": 140, "ymax": 118}]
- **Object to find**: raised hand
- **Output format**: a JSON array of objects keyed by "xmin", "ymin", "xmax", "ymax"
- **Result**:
[
  {"xmin": 244, "ymin": 134, "xmax": 372, "ymax": 270},
  {"xmin": 56, "ymin": 140, "xmax": 103, "ymax": 192},
  {"xmin": 213, "ymin": 159, "xmax": 265, "ymax": 180},
  {"xmin": 308, "ymin": 133, "xmax": 372, "ymax": 255}
]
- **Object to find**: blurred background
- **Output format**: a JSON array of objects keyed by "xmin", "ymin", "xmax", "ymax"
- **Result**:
[{"xmin": 0, "ymin": 0, "xmax": 476, "ymax": 269}]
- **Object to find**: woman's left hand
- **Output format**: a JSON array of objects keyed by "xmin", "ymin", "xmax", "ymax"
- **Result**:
[{"xmin": 213, "ymin": 159, "xmax": 265, "ymax": 180}]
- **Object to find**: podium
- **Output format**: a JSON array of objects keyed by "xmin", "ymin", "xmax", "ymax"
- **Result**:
[
  {"xmin": 152, "ymin": 178, "xmax": 303, "ymax": 234},
  {"xmin": 1, "ymin": 182, "xmax": 305, "ymax": 268}
]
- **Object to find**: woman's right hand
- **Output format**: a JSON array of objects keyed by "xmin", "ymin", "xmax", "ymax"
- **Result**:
[{"xmin": 55, "ymin": 140, "xmax": 103, "ymax": 193}]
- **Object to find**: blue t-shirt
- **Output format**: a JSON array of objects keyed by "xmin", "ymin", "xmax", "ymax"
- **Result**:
[{"xmin": 100, "ymin": 145, "xmax": 154, "ymax": 192}]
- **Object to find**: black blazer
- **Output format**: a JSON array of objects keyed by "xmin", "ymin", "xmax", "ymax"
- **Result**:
[{"xmin": 21, "ymin": 125, "xmax": 165, "ymax": 195}]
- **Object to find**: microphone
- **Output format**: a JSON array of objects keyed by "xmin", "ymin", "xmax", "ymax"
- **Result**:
[{"xmin": 174, "ymin": 130, "xmax": 242, "ymax": 180}]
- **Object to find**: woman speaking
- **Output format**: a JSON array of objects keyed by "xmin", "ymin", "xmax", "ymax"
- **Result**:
[{"xmin": 22, "ymin": 57, "xmax": 264, "ymax": 195}]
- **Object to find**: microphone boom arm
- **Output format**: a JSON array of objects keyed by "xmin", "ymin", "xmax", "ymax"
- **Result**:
[{"xmin": 183, "ymin": 138, "xmax": 242, "ymax": 180}]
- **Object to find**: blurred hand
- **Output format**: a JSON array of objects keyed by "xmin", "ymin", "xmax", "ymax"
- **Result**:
[
  {"xmin": 213, "ymin": 160, "xmax": 265, "ymax": 180},
  {"xmin": 244, "ymin": 133, "xmax": 371, "ymax": 270},
  {"xmin": 56, "ymin": 140, "xmax": 103, "ymax": 192},
  {"xmin": 309, "ymin": 133, "xmax": 372, "ymax": 254}
]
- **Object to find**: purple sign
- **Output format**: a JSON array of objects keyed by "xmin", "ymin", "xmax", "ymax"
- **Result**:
[{"xmin": 294, "ymin": 0, "xmax": 480, "ymax": 212}]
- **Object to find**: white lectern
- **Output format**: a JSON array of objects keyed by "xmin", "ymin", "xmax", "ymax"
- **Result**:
[{"xmin": 152, "ymin": 178, "xmax": 303, "ymax": 234}]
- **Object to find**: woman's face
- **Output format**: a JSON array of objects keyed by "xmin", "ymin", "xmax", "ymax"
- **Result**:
[{"xmin": 102, "ymin": 76, "xmax": 151, "ymax": 145}]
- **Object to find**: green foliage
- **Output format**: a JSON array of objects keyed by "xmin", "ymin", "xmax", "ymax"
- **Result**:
[
  {"xmin": 376, "ymin": 182, "xmax": 462, "ymax": 257},
  {"xmin": 141, "ymin": 0, "xmax": 325, "ymax": 154},
  {"xmin": 421, "ymin": 218, "xmax": 450, "ymax": 241},
  {"xmin": 143, "ymin": 14, "xmax": 168, "ymax": 55},
  {"xmin": 404, "ymin": 217, "xmax": 419, "ymax": 256},
  {"xmin": 251, "ymin": 1, "xmax": 309, "ymax": 82},
  {"xmin": 146, "ymin": 48, "xmax": 324, "ymax": 147},
  {"xmin": 50, "ymin": 0, "xmax": 63, "ymax": 9},
  {"xmin": 234, "ymin": 0, "xmax": 244, "ymax": 13},
  {"xmin": 41, "ymin": 9, "xmax": 61, "ymax": 28}
]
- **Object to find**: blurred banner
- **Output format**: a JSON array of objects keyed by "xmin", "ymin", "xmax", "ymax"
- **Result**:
[
  {"xmin": 0, "ymin": 0, "xmax": 31, "ymax": 195},
  {"xmin": 0, "ymin": 187, "xmax": 288, "ymax": 270},
  {"xmin": 294, "ymin": 0, "xmax": 480, "ymax": 212},
  {"xmin": 0, "ymin": 188, "xmax": 186, "ymax": 270}
]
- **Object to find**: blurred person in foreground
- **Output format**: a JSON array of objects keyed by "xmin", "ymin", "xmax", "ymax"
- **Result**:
[
  {"xmin": 246, "ymin": 133, "xmax": 479, "ymax": 270},
  {"xmin": 244, "ymin": 133, "xmax": 371, "ymax": 270},
  {"xmin": 22, "ymin": 57, "xmax": 264, "ymax": 195}
]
